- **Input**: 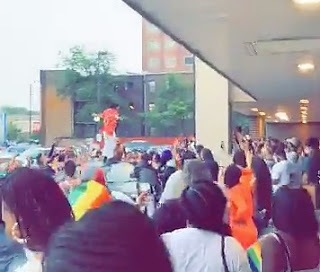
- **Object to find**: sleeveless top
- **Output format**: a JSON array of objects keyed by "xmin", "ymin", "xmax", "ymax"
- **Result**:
[
  {"xmin": 247, "ymin": 234, "xmax": 320, "ymax": 272},
  {"xmin": 272, "ymin": 233, "xmax": 319, "ymax": 272}
]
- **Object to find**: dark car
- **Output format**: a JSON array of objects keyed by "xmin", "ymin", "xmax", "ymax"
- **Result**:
[{"xmin": 123, "ymin": 141, "xmax": 153, "ymax": 153}]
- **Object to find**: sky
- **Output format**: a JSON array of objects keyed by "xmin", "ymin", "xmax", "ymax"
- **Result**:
[{"xmin": 0, "ymin": 0, "xmax": 142, "ymax": 110}]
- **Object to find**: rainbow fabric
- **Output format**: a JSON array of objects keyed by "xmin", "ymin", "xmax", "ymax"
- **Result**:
[
  {"xmin": 68, "ymin": 180, "xmax": 111, "ymax": 221},
  {"xmin": 247, "ymin": 241, "xmax": 262, "ymax": 272}
]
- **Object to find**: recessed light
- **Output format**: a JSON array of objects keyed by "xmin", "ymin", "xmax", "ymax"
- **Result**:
[
  {"xmin": 259, "ymin": 111, "xmax": 266, "ymax": 116},
  {"xmin": 293, "ymin": 0, "xmax": 320, "ymax": 4},
  {"xmin": 298, "ymin": 62, "xmax": 315, "ymax": 72},
  {"xmin": 251, "ymin": 108, "xmax": 259, "ymax": 112},
  {"xmin": 275, "ymin": 112, "xmax": 289, "ymax": 121},
  {"xmin": 267, "ymin": 115, "xmax": 272, "ymax": 119},
  {"xmin": 300, "ymin": 99, "xmax": 309, "ymax": 104}
]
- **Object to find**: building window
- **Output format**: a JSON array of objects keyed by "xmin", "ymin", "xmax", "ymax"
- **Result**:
[
  {"xmin": 185, "ymin": 56, "xmax": 194, "ymax": 65},
  {"xmin": 149, "ymin": 103, "xmax": 155, "ymax": 111},
  {"xmin": 147, "ymin": 40, "xmax": 160, "ymax": 51},
  {"xmin": 148, "ymin": 58, "xmax": 160, "ymax": 70},
  {"xmin": 148, "ymin": 81, "xmax": 156, "ymax": 92},
  {"xmin": 125, "ymin": 81, "xmax": 134, "ymax": 90},
  {"xmin": 164, "ymin": 38, "xmax": 176, "ymax": 50},
  {"xmin": 165, "ymin": 57, "xmax": 177, "ymax": 69}
]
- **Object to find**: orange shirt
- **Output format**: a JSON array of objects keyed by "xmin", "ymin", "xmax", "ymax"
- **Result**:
[
  {"xmin": 228, "ymin": 168, "xmax": 257, "ymax": 249},
  {"xmin": 102, "ymin": 108, "xmax": 119, "ymax": 136}
]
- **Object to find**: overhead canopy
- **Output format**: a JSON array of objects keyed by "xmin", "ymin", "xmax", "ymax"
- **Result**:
[{"xmin": 121, "ymin": 0, "xmax": 320, "ymax": 122}]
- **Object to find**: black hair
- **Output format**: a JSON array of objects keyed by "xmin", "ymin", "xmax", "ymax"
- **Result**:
[
  {"xmin": 36, "ymin": 153, "xmax": 44, "ymax": 166},
  {"xmin": 153, "ymin": 153, "xmax": 161, "ymax": 163},
  {"xmin": 1, "ymin": 168, "xmax": 74, "ymax": 252},
  {"xmin": 141, "ymin": 152, "xmax": 151, "ymax": 162},
  {"xmin": 195, "ymin": 144, "xmax": 204, "ymax": 156},
  {"xmin": 64, "ymin": 160, "xmax": 76, "ymax": 178},
  {"xmin": 233, "ymin": 150, "xmax": 247, "ymax": 168},
  {"xmin": 110, "ymin": 103, "xmax": 120, "ymax": 109},
  {"xmin": 180, "ymin": 149, "xmax": 197, "ymax": 168},
  {"xmin": 201, "ymin": 148, "xmax": 214, "ymax": 161},
  {"xmin": 201, "ymin": 148, "xmax": 219, "ymax": 182},
  {"xmin": 58, "ymin": 154, "xmax": 66, "ymax": 163},
  {"xmin": 306, "ymin": 137, "xmax": 319, "ymax": 150},
  {"xmin": 153, "ymin": 199, "xmax": 186, "ymax": 235},
  {"xmin": 224, "ymin": 164, "xmax": 242, "ymax": 189},
  {"xmin": 274, "ymin": 146, "xmax": 286, "ymax": 159},
  {"xmin": 181, "ymin": 182, "xmax": 230, "ymax": 236},
  {"xmin": 45, "ymin": 201, "xmax": 173, "ymax": 272},
  {"xmin": 273, "ymin": 186, "xmax": 318, "ymax": 239}
]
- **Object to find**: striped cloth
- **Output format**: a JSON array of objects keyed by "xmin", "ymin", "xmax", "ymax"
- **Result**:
[
  {"xmin": 247, "ymin": 241, "xmax": 262, "ymax": 272},
  {"xmin": 68, "ymin": 180, "xmax": 112, "ymax": 220}
]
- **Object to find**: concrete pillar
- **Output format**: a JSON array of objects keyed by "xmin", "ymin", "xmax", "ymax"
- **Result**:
[
  {"xmin": 257, "ymin": 115, "xmax": 266, "ymax": 139},
  {"xmin": 195, "ymin": 58, "xmax": 231, "ymax": 166}
]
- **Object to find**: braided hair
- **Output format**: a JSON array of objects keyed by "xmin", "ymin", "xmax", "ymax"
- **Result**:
[
  {"xmin": 45, "ymin": 201, "xmax": 173, "ymax": 272},
  {"xmin": 1, "ymin": 167, "xmax": 74, "ymax": 252}
]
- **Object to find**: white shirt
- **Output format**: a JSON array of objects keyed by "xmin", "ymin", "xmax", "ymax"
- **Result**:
[
  {"xmin": 15, "ymin": 249, "xmax": 42, "ymax": 272},
  {"xmin": 159, "ymin": 170, "xmax": 185, "ymax": 203},
  {"xmin": 271, "ymin": 160, "xmax": 290, "ymax": 187},
  {"xmin": 162, "ymin": 228, "xmax": 251, "ymax": 272}
]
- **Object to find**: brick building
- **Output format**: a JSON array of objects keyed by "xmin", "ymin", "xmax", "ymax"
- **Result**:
[{"xmin": 142, "ymin": 20, "xmax": 193, "ymax": 73}]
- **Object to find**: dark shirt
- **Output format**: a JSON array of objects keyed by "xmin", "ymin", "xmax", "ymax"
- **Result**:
[
  {"xmin": 0, "ymin": 224, "xmax": 26, "ymax": 272},
  {"xmin": 251, "ymin": 156, "xmax": 272, "ymax": 215},
  {"xmin": 307, "ymin": 150, "xmax": 320, "ymax": 184}
]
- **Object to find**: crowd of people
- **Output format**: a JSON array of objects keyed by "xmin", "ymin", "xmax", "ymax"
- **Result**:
[{"xmin": 0, "ymin": 134, "xmax": 319, "ymax": 272}]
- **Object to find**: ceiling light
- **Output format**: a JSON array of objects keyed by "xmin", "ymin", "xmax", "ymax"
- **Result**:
[
  {"xmin": 267, "ymin": 115, "xmax": 272, "ymax": 119},
  {"xmin": 275, "ymin": 112, "xmax": 289, "ymax": 121},
  {"xmin": 251, "ymin": 108, "xmax": 259, "ymax": 112},
  {"xmin": 293, "ymin": 0, "xmax": 320, "ymax": 4},
  {"xmin": 298, "ymin": 62, "xmax": 315, "ymax": 72},
  {"xmin": 259, "ymin": 111, "xmax": 266, "ymax": 116},
  {"xmin": 300, "ymin": 99, "xmax": 309, "ymax": 104},
  {"xmin": 302, "ymin": 120, "xmax": 307, "ymax": 124}
]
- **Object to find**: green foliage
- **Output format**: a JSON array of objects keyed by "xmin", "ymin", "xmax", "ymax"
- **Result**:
[
  {"xmin": 57, "ymin": 46, "xmax": 125, "ymax": 121},
  {"xmin": 144, "ymin": 74, "xmax": 194, "ymax": 135},
  {"xmin": 1, "ymin": 106, "xmax": 38, "ymax": 116},
  {"xmin": 7, "ymin": 122, "xmax": 21, "ymax": 141}
]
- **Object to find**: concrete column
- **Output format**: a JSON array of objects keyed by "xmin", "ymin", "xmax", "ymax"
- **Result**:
[
  {"xmin": 257, "ymin": 115, "xmax": 266, "ymax": 139},
  {"xmin": 195, "ymin": 58, "xmax": 231, "ymax": 166}
]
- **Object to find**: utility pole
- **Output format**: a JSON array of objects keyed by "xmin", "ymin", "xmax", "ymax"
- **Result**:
[{"xmin": 29, "ymin": 84, "xmax": 33, "ymax": 138}]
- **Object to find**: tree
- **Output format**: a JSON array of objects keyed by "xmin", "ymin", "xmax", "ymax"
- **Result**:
[
  {"xmin": 1, "ymin": 106, "xmax": 39, "ymax": 116},
  {"xmin": 57, "ymin": 46, "xmax": 125, "ymax": 123},
  {"xmin": 7, "ymin": 122, "xmax": 21, "ymax": 141},
  {"xmin": 144, "ymin": 74, "xmax": 194, "ymax": 136}
]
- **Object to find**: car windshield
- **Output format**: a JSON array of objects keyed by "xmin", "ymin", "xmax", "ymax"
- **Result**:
[
  {"xmin": 124, "ymin": 141, "xmax": 152, "ymax": 150},
  {"xmin": 7, "ymin": 146, "xmax": 28, "ymax": 154},
  {"xmin": 19, "ymin": 147, "xmax": 48, "ymax": 159}
]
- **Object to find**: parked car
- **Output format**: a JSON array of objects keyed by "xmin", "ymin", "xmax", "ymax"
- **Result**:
[
  {"xmin": 16, "ymin": 147, "xmax": 51, "ymax": 166},
  {"xmin": 104, "ymin": 162, "xmax": 150, "ymax": 200},
  {"xmin": 123, "ymin": 140, "xmax": 153, "ymax": 153}
]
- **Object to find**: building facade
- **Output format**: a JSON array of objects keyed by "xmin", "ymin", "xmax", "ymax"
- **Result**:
[
  {"xmin": 40, "ymin": 70, "xmax": 195, "ymax": 145},
  {"xmin": 142, "ymin": 20, "xmax": 194, "ymax": 73}
]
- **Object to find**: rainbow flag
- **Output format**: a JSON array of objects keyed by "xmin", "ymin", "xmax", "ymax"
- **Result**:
[
  {"xmin": 68, "ymin": 180, "xmax": 112, "ymax": 220},
  {"xmin": 247, "ymin": 241, "xmax": 262, "ymax": 272}
]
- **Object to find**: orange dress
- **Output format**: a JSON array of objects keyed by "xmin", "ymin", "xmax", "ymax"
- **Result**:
[{"xmin": 228, "ymin": 168, "xmax": 258, "ymax": 249}]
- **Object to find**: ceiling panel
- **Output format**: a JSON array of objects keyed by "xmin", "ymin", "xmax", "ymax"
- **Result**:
[{"xmin": 122, "ymin": 0, "xmax": 320, "ymax": 122}]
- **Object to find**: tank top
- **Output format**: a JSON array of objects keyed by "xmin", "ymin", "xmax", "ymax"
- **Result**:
[{"xmin": 272, "ymin": 233, "xmax": 320, "ymax": 272}]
